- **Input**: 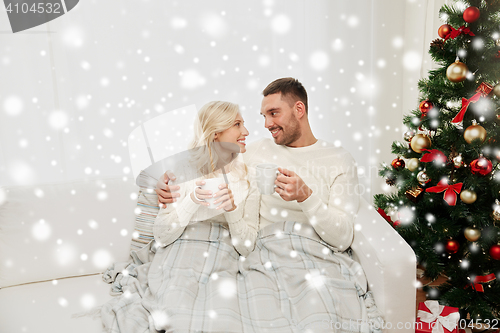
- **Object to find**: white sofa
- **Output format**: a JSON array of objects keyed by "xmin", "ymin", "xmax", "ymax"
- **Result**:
[{"xmin": 0, "ymin": 177, "xmax": 416, "ymax": 333}]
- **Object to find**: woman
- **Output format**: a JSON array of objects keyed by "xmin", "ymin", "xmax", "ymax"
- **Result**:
[
  {"xmin": 152, "ymin": 100, "xmax": 259, "ymax": 257},
  {"xmin": 100, "ymin": 101, "xmax": 259, "ymax": 333},
  {"xmin": 138, "ymin": 101, "xmax": 260, "ymax": 332}
]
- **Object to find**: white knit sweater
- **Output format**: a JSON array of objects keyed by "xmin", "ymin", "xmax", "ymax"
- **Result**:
[
  {"xmin": 153, "ymin": 155, "xmax": 260, "ymax": 257},
  {"xmin": 243, "ymin": 138, "xmax": 360, "ymax": 252}
]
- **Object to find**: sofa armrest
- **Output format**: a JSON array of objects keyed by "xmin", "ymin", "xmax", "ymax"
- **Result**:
[
  {"xmin": 0, "ymin": 177, "xmax": 138, "ymax": 288},
  {"xmin": 350, "ymin": 198, "xmax": 416, "ymax": 332}
]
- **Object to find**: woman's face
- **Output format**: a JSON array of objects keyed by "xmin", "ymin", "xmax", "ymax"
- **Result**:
[{"xmin": 214, "ymin": 113, "xmax": 249, "ymax": 153}]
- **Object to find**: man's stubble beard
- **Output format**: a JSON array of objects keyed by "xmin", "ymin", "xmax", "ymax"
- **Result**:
[{"xmin": 275, "ymin": 116, "xmax": 301, "ymax": 146}]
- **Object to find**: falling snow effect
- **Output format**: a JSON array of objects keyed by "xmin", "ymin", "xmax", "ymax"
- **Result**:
[
  {"xmin": 32, "ymin": 219, "xmax": 51, "ymax": 241},
  {"xmin": 92, "ymin": 249, "xmax": 114, "ymax": 269},
  {"xmin": 9, "ymin": 160, "xmax": 35, "ymax": 185},
  {"xmin": 0, "ymin": 0, "xmax": 418, "ymax": 203},
  {"xmin": 61, "ymin": 26, "xmax": 85, "ymax": 48},
  {"xmin": 181, "ymin": 69, "xmax": 206, "ymax": 89},
  {"xmin": 200, "ymin": 13, "xmax": 227, "ymax": 38},
  {"xmin": 48, "ymin": 110, "xmax": 69, "ymax": 130},
  {"xmin": 0, "ymin": 2, "xmax": 428, "ymax": 330},
  {"xmin": 309, "ymin": 51, "xmax": 329, "ymax": 71},
  {"xmin": 55, "ymin": 243, "xmax": 77, "ymax": 265},
  {"xmin": 271, "ymin": 14, "xmax": 291, "ymax": 34},
  {"xmin": 3, "ymin": 95, "xmax": 23, "ymax": 116}
]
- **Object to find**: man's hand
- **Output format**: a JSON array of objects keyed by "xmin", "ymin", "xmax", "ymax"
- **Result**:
[
  {"xmin": 275, "ymin": 168, "xmax": 312, "ymax": 202},
  {"xmin": 155, "ymin": 170, "xmax": 180, "ymax": 208}
]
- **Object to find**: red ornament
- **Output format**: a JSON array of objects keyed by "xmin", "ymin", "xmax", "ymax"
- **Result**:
[
  {"xmin": 470, "ymin": 156, "xmax": 493, "ymax": 176},
  {"xmin": 446, "ymin": 239, "xmax": 460, "ymax": 254},
  {"xmin": 438, "ymin": 24, "xmax": 452, "ymax": 38},
  {"xmin": 463, "ymin": 6, "xmax": 480, "ymax": 23},
  {"xmin": 489, "ymin": 245, "xmax": 500, "ymax": 260},
  {"xmin": 391, "ymin": 157, "xmax": 405, "ymax": 170},
  {"xmin": 419, "ymin": 100, "xmax": 433, "ymax": 116}
]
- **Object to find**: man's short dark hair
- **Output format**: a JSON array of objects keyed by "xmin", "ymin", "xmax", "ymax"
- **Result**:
[{"xmin": 262, "ymin": 77, "xmax": 308, "ymax": 114}]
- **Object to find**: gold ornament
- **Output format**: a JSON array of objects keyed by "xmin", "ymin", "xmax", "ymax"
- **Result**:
[
  {"xmin": 464, "ymin": 120, "xmax": 487, "ymax": 144},
  {"xmin": 446, "ymin": 59, "xmax": 468, "ymax": 83},
  {"xmin": 496, "ymin": 39, "xmax": 500, "ymax": 47},
  {"xmin": 407, "ymin": 158, "xmax": 420, "ymax": 172},
  {"xmin": 410, "ymin": 133, "xmax": 432, "ymax": 153},
  {"xmin": 464, "ymin": 227, "xmax": 481, "ymax": 242},
  {"xmin": 460, "ymin": 189, "xmax": 477, "ymax": 204},
  {"xmin": 493, "ymin": 83, "xmax": 500, "ymax": 98},
  {"xmin": 417, "ymin": 170, "xmax": 431, "ymax": 185},
  {"xmin": 493, "ymin": 200, "xmax": 500, "ymax": 221}
]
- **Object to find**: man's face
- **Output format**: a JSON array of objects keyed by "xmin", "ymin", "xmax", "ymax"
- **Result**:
[{"xmin": 260, "ymin": 93, "xmax": 301, "ymax": 146}]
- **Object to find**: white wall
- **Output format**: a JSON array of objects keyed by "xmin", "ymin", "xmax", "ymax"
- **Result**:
[{"xmin": 0, "ymin": 0, "xmax": 445, "ymax": 203}]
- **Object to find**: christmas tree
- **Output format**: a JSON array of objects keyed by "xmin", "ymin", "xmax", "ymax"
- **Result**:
[{"xmin": 374, "ymin": 0, "xmax": 500, "ymax": 320}]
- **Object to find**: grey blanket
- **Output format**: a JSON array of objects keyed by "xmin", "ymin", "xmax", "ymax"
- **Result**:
[{"xmin": 99, "ymin": 222, "xmax": 384, "ymax": 333}]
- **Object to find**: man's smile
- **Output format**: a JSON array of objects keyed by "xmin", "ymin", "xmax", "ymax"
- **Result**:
[{"xmin": 270, "ymin": 128, "xmax": 281, "ymax": 138}]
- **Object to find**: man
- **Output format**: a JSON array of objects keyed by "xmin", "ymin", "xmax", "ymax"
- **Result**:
[{"xmin": 157, "ymin": 77, "xmax": 359, "ymax": 252}]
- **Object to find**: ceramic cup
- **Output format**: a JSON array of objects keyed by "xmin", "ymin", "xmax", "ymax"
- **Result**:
[
  {"xmin": 256, "ymin": 163, "xmax": 279, "ymax": 195},
  {"xmin": 196, "ymin": 177, "xmax": 225, "ymax": 209}
]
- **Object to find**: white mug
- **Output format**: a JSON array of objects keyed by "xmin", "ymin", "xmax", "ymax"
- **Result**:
[
  {"xmin": 256, "ymin": 163, "xmax": 279, "ymax": 195},
  {"xmin": 196, "ymin": 177, "xmax": 225, "ymax": 209}
]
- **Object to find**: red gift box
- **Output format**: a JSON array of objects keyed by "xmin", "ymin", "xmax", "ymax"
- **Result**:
[{"xmin": 416, "ymin": 301, "xmax": 460, "ymax": 333}]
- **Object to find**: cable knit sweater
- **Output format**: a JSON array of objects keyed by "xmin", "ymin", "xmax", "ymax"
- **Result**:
[
  {"xmin": 153, "ymin": 155, "xmax": 260, "ymax": 257},
  {"xmin": 243, "ymin": 138, "xmax": 360, "ymax": 252}
]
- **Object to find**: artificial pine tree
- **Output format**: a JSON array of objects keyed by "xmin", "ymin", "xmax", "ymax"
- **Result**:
[{"xmin": 374, "ymin": 0, "xmax": 500, "ymax": 321}]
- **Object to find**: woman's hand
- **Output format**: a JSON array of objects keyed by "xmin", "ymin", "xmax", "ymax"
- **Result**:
[
  {"xmin": 213, "ymin": 183, "xmax": 236, "ymax": 211},
  {"xmin": 190, "ymin": 180, "xmax": 211, "ymax": 207}
]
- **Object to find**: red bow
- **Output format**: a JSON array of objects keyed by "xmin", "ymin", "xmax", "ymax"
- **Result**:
[
  {"xmin": 465, "ymin": 273, "xmax": 496, "ymax": 292},
  {"xmin": 451, "ymin": 82, "xmax": 493, "ymax": 124},
  {"xmin": 451, "ymin": 94, "xmax": 481, "ymax": 124},
  {"xmin": 420, "ymin": 149, "xmax": 447, "ymax": 163},
  {"xmin": 426, "ymin": 179, "xmax": 463, "ymax": 206},
  {"xmin": 445, "ymin": 26, "xmax": 475, "ymax": 40},
  {"xmin": 376, "ymin": 208, "xmax": 400, "ymax": 227}
]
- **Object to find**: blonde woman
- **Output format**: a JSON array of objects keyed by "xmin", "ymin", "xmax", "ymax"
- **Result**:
[
  {"xmin": 101, "ymin": 102, "xmax": 259, "ymax": 332},
  {"xmin": 137, "ymin": 101, "xmax": 261, "ymax": 332},
  {"xmin": 153, "ymin": 101, "xmax": 259, "ymax": 257}
]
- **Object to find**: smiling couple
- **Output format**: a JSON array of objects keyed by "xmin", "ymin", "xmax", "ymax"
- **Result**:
[
  {"xmin": 101, "ymin": 77, "xmax": 383, "ymax": 333},
  {"xmin": 139, "ymin": 77, "xmax": 384, "ymax": 332}
]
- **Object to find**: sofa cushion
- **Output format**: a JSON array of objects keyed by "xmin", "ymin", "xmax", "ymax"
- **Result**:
[
  {"xmin": 0, "ymin": 273, "xmax": 112, "ymax": 333},
  {"xmin": 0, "ymin": 177, "xmax": 138, "ymax": 288}
]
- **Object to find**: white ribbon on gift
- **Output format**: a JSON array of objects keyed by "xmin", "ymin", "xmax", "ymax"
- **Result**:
[{"xmin": 417, "ymin": 300, "xmax": 460, "ymax": 333}]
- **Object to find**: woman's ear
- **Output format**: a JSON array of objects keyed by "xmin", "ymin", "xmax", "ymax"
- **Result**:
[{"xmin": 214, "ymin": 132, "xmax": 219, "ymax": 140}]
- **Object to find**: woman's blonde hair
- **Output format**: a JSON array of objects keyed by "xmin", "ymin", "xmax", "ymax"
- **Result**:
[{"xmin": 188, "ymin": 101, "xmax": 247, "ymax": 182}]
